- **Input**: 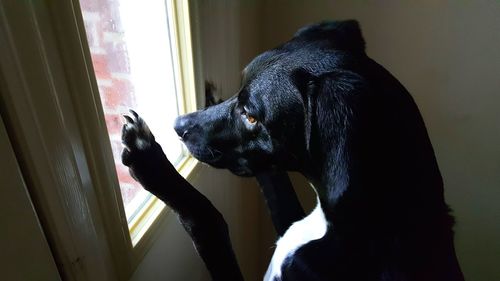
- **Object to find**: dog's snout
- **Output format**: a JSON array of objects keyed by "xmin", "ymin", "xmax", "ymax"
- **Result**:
[{"xmin": 174, "ymin": 115, "xmax": 194, "ymax": 140}]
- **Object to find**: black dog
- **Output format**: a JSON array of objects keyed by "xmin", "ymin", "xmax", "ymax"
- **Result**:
[{"xmin": 122, "ymin": 20, "xmax": 464, "ymax": 281}]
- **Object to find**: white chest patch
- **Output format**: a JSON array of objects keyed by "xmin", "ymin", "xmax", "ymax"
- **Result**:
[{"xmin": 264, "ymin": 198, "xmax": 328, "ymax": 281}]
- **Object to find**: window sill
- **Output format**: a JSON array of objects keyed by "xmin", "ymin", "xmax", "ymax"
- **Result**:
[{"xmin": 129, "ymin": 156, "xmax": 201, "ymax": 260}]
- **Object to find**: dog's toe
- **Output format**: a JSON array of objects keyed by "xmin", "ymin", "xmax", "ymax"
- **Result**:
[{"xmin": 121, "ymin": 110, "xmax": 154, "ymax": 154}]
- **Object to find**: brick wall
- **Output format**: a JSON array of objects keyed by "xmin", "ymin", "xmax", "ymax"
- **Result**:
[{"xmin": 80, "ymin": 0, "xmax": 142, "ymax": 207}]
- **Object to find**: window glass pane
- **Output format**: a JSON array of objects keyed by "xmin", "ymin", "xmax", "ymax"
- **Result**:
[{"xmin": 79, "ymin": 0, "xmax": 184, "ymax": 222}]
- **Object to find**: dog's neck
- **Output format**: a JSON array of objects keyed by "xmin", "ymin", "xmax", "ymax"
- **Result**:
[
  {"xmin": 302, "ymin": 144, "xmax": 352, "ymax": 213},
  {"xmin": 301, "ymin": 118, "xmax": 448, "ymax": 230}
]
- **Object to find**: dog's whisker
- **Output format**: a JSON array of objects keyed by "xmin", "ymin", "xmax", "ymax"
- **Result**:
[{"xmin": 207, "ymin": 147, "xmax": 215, "ymax": 158}]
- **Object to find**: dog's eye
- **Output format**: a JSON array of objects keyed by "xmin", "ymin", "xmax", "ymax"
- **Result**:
[
  {"xmin": 241, "ymin": 106, "xmax": 257, "ymax": 125},
  {"xmin": 246, "ymin": 114, "xmax": 257, "ymax": 124}
]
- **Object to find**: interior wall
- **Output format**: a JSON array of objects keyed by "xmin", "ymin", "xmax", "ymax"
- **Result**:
[
  {"xmin": 259, "ymin": 1, "xmax": 500, "ymax": 280},
  {"xmin": 0, "ymin": 115, "xmax": 61, "ymax": 281}
]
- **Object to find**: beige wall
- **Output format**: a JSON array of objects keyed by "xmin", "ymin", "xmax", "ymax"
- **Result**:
[{"xmin": 259, "ymin": 1, "xmax": 500, "ymax": 280}]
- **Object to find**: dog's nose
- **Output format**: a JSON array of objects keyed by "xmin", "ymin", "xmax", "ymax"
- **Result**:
[{"xmin": 174, "ymin": 115, "xmax": 191, "ymax": 140}]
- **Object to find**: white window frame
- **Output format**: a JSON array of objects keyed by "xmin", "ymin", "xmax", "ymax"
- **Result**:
[{"xmin": 0, "ymin": 0, "xmax": 203, "ymax": 280}]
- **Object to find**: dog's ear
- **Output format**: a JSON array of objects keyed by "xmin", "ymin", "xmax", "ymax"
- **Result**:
[
  {"xmin": 294, "ymin": 20, "xmax": 365, "ymax": 53},
  {"xmin": 291, "ymin": 68, "xmax": 318, "ymax": 154}
]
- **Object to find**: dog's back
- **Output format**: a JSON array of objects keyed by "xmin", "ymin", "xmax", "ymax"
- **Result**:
[{"xmin": 261, "ymin": 21, "xmax": 464, "ymax": 281}]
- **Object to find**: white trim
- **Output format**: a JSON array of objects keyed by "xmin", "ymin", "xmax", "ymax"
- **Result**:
[
  {"xmin": 0, "ymin": 111, "xmax": 62, "ymax": 281},
  {"xmin": 0, "ymin": 1, "xmax": 119, "ymax": 280},
  {"xmin": 0, "ymin": 0, "xmax": 203, "ymax": 280}
]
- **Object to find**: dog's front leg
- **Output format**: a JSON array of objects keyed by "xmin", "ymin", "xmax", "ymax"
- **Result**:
[
  {"xmin": 121, "ymin": 111, "xmax": 243, "ymax": 281},
  {"xmin": 256, "ymin": 171, "xmax": 305, "ymax": 236}
]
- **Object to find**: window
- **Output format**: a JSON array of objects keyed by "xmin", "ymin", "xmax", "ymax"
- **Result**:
[
  {"xmin": 79, "ymin": 0, "xmax": 198, "ymax": 244},
  {"xmin": 0, "ymin": 0, "xmax": 200, "ymax": 278}
]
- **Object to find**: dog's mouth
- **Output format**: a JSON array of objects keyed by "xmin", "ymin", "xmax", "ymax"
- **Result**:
[
  {"xmin": 182, "ymin": 142, "xmax": 256, "ymax": 177},
  {"xmin": 228, "ymin": 166, "xmax": 253, "ymax": 177},
  {"xmin": 184, "ymin": 143, "xmax": 223, "ymax": 164}
]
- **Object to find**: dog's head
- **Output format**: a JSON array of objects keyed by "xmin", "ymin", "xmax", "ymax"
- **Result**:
[
  {"xmin": 174, "ymin": 65, "xmax": 306, "ymax": 176},
  {"xmin": 174, "ymin": 20, "xmax": 366, "ymax": 176}
]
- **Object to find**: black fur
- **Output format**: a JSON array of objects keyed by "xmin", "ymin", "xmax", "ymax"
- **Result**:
[
  {"xmin": 205, "ymin": 81, "xmax": 223, "ymax": 108},
  {"xmin": 122, "ymin": 20, "xmax": 464, "ymax": 281}
]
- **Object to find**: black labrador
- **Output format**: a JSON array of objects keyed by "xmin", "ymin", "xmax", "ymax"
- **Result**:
[{"xmin": 121, "ymin": 20, "xmax": 465, "ymax": 281}]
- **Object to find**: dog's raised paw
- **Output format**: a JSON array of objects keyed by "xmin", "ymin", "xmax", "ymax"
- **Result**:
[{"xmin": 121, "ymin": 110, "xmax": 155, "ymax": 166}]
